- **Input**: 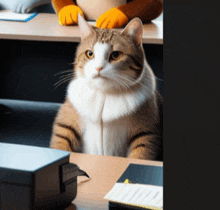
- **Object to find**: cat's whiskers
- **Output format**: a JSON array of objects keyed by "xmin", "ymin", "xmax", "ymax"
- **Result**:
[
  {"xmin": 143, "ymin": 82, "xmax": 157, "ymax": 97},
  {"xmin": 103, "ymin": 76, "xmax": 124, "ymax": 92},
  {"xmin": 118, "ymin": 74, "xmax": 156, "ymax": 97},
  {"xmin": 115, "ymin": 79, "xmax": 128, "ymax": 91},
  {"xmin": 154, "ymin": 89, "xmax": 162, "ymax": 97},
  {"xmin": 112, "ymin": 76, "xmax": 134, "ymax": 92},
  {"xmin": 102, "ymin": 74, "xmax": 125, "ymax": 91},
  {"xmin": 54, "ymin": 78, "xmax": 71, "ymax": 89},
  {"xmin": 140, "ymin": 76, "xmax": 162, "ymax": 96},
  {"xmin": 145, "ymin": 75, "xmax": 163, "ymax": 82},
  {"xmin": 54, "ymin": 69, "xmax": 73, "ymax": 76},
  {"xmin": 117, "ymin": 74, "xmax": 137, "ymax": 85},
  {"xmin": 155, "ymin": 76, "xmax": 163, "ymax": 82},
  {"xmin": 113, "ymin": 81, "xmax": 124, "ymax": 91},
  {"xmin": 54, "ymin": 78, "xmax": 72, "ymax": 89},
  {"xmin": 59, "ymin": 73, "xmax": 74, "ymax": 79},
  {"xmin": 70, "ymin": 62, "xmax": 77, "ymax": 65},
  {"xmin": 54, "ymin": 74, "xmax": 74, "ymax": 89},
  {"xmin": 115, "ymin": 75, "xmax": 139, "ymax": 91},
  {"xmin": 54, "ymin": 69, "xmax": 75, "ymax": 89}
]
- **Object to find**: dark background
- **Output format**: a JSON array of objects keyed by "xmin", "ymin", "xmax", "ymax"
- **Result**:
[{"xmin": 163, "ymin": 4, "xmax": 220, "ymax": 210}]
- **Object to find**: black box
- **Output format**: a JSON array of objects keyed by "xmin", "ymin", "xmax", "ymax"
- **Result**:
[{"xmin": 0, "ymin": 143, "xmax": 88, "ymax": 210}]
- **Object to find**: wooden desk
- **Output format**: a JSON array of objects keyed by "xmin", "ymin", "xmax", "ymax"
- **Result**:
[
  {"xmin": 67, "ymin": 153, "xmax": 163, "ymax": 210},
  {"xmin": 0, "ymin": 13, "xmax": 163, "ymax": 44}
]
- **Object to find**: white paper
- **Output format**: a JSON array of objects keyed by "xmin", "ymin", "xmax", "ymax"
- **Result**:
[
  {"xmin": 0, "ymin": 10, "xmax": 37, "ymax": 22},
  {"xmin": 104, "ymin": 183, "xmax": 163, "ymax": 209}
]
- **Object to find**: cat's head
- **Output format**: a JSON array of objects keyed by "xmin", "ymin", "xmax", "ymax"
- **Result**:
[{"xmin": 74, "ymin": 14, "xmax": 146, "ymax": 93}]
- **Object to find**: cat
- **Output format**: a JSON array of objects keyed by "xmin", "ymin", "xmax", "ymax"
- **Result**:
[{"xmin": 50, "ymin": 14, "xmax": 163, "ymax": 160}]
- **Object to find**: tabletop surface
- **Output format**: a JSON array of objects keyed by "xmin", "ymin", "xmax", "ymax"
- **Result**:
[
  {"xmin": 0, "ymin": 12, "xmax": 163, "ymax": 44},
  {"xmin": 67, "ymin": 152, "xmax": 163, "ymax": 210}
]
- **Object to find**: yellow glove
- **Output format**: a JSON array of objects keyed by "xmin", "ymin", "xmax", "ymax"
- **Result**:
[
  {"xmin": 95, "ymin": 8, "xmax": 129, "ymax": 29},
  {"xmin": 58, "ymin": 5, "xmax": 84, "ymax": 25}
]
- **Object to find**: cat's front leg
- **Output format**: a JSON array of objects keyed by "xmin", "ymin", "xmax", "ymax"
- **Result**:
[
  {"xmin": 50, "ymin": 126, "xmax": 80, "ymax": 152},
  {"xmin": 127, "ymin": 133, "xmax": 161, "ymax": 160},
  {"xmin": 50, "ymin": 99, "xmax": 82, "ymax": 153}
]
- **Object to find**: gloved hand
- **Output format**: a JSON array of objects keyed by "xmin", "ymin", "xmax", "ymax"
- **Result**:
[
  {"xmin": 58, "ymin": 5, "xmax": 84, "ymax": 25},
  {"xmin": 96, "ymin": 7, "xmax": 128, "ymax": 29}
]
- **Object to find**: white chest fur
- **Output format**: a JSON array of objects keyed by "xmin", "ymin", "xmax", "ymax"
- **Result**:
[
  {"xmin": 67, "ymin": 79, "xmax": 129, "ymax": 155},
  {"xmin": 67, "ymin": 76, "xmax": 151, "ymax": 123},
  {"xmin": 80, "ymin": 118, "xmax": 128, "ymax": 156},
  {"xmin": 67, "ymin": 65, "xmax": 155, "ymax": 155}
]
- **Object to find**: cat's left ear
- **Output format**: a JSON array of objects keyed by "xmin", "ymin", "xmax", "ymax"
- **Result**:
[
  {"xmin": 121, "ymin": 18, "xmax": 143, "ymax": 45},
  {"xmin": 78, "ymin": 14, "xmax": 95, "ymax": 40}
]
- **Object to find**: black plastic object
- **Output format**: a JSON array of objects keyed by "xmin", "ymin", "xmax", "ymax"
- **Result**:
[
  {"xmin": 0, "ymin": 143, "xmax": 89, "ymax": 210},
  {"xmin": 108, "ymin": 164, "xmax": 163, "ymax": 210}
]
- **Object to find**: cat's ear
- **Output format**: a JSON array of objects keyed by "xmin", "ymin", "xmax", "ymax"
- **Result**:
[
  {"xmin": 78, "ymin": 14, "xmax": 95, "ymax": 40},
  {"xmin": 121, "ymin": 18, "xmax": 143, "ymax": 45}
]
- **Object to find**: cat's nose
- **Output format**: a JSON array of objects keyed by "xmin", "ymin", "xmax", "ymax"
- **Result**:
[{"xmin": 96, "ymin": 66, "xmax": 103, "ymax": 72}]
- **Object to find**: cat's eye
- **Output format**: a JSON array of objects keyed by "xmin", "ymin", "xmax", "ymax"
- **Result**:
[
  {"xmin": 110, "ymin": 51, "xmax": 123, "ymax": 61},
  {"xmin": 85, "ymin": 50, "xmax": 94, "ymax": 59}
]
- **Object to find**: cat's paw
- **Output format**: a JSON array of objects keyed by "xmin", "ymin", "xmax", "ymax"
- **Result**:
[
  {"xmin": 58, "ymin": 5, "xmax": 84, "ymax": 25},
  {"xmin": 95, "ymin": 8, "xmax": 128, "ymax": 29}
]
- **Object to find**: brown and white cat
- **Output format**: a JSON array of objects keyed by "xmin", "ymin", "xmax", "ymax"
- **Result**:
[{"xmin": 50, "ymin": 14, "xmax": 162, "ymax": 160}]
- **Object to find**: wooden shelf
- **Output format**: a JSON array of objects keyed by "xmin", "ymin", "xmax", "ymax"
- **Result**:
[{"xmin": 0, "ymin": 13, "xmax": 163, "ymax": 44}]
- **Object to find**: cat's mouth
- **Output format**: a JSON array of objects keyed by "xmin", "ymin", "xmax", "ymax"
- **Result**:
[{"xmin": 93, "ymin": 74, "xmax": 109, "ymax": 80}]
